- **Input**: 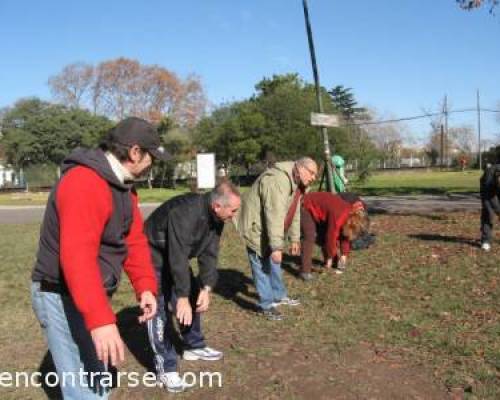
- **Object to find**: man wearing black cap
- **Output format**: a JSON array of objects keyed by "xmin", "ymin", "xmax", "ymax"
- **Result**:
[{"xmin": 31, "ymin": 117, "xmax": 170, "ymax": 399}]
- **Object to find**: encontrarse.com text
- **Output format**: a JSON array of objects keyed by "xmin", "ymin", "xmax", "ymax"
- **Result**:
[{"xmin": 0, "ymin": 370, "xmax": 222, "ymax": 389}]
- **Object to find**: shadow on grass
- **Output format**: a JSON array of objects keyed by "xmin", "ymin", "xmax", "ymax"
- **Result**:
[
  {"xmin": 214, "ymin": 268, "xmax": 259, "ymax": 312},
  {"xmin": 37, "ymin": 352, "xmax": 63, "ymax": 399},
  {"xmin": 37, "ymin": 352, "xmax": 119, "ymax": 399},
  {"xmin": 281, "ymin": 254, "xmax": 325, "ymax": 278},
  {"xmin": 408, "ymin": 233, "xmax": 480, "ymax": 248},
  {"xmin": 281, "ymin": 254, "xmax": 300, "ymax": 278},
  {"xmin": 116, "ymin": 306, "xmax": 157, "ymax": 373}
]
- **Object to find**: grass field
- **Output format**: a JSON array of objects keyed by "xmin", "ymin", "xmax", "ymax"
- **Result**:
[
  {"xmin": 351, "ymin": 170, "xmax": 481, "ymax": 196},
  {"xmin": 0, "ymin": 170, "xmax": 481, "ymax": 207},
  {"xmin": 0, "ymin": 210, "xmax": 498, "ymax": 399}
]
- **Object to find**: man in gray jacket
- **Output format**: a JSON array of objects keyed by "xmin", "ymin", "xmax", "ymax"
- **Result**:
[{"xmin": 237, "ymin": 158, "xmax": 318, "ymax": 320}]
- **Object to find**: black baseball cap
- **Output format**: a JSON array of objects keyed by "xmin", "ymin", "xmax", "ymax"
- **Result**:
[{"xmin": 108, "ymin": 117, "xmax": 171, "ymax": 161}]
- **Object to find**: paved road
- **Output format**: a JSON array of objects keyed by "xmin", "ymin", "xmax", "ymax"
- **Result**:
[
  {"xmin": 364, "ymin": 193, "xmax": 481, "ymax": 215},
  {"xmin": 0, "ymin": 194, "xmax": 481, "ymax": 225}
]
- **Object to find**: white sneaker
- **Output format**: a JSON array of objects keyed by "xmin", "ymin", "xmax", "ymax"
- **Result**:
[
  {"xmin": 272, "ymin": 297, "xmax": 301, "ymax": 307},
  {"xmin": 157, "ymin": 372, "xmax": 187, "ymax": 393},
  {"xmin": 183, "ymin": 346, "xmax": 223, "ymax": 361},
  {"xmin": 481, "ymin": 242, "xmax": 491, "ymax": 252}
]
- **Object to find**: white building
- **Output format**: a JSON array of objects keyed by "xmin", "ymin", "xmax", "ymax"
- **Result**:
[{"xmin": 0, "ymin": 163, "xmax": 17, "ymax": 187}]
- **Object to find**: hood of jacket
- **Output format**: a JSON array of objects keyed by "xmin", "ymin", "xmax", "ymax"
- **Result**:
[{"xmin": 61, "ymin": 148, "xmax": 131, "ymax": 191}]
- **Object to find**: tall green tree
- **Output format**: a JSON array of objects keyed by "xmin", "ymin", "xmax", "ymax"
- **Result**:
[
  {"xmin": 0, "ymin": 98, "xmax": 112, "ymax": 168},
  {"xmin": 328, "ymin": 85, "xmax": 367, "ymax": 122},
  {"xmin": 194, "ymin": 73, "xmax": 378, "ymax": 178},
  {"xmin": 195, "ymin": 100, "xmax": 265, "ymax": 173}
]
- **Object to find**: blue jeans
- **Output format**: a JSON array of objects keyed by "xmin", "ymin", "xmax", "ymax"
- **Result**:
[
  {"xmin": 31, "ymin": 281, "xmax": 109, "ymax": 399},
  {"xmin": 147, "ymin": 285, "xmax": 206, "ymax": 374},
  {"xmin": 247, "ymin": 248, "xmax": 288, "ymax": 310}
]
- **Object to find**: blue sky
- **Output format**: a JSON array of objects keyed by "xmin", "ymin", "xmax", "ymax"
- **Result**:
[{"xmin": 1, "ymin": 0, "xmax": 499, "ymax": 144}]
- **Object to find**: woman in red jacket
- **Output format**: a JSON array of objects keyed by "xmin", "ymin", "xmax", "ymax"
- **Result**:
[{"xmin": 299, "ymin": 192, "xmax": 369, "ymax": 280}]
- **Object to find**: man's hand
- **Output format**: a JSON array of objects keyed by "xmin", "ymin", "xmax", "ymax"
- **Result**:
[
  {"xmin": 90, "ymin": 324, "xmax": 125, "ymax": 368},
  {"xmin": 271, "ymin": 250, "xmax": 282, "ymax": 264},
  {"xmin": 138, "ymin": 291, "xmax": 157, "ymax": 323},
  {"xmin": 289, "ymin": 242, "xmax": 301, "ymax": 256},
  {"xmin": 176, "ymin": 297, "xmax": 192, "ymax": 326},
  {"xmin": 196, "ymin": 288, "xmax": 211, "ymax": 313}
]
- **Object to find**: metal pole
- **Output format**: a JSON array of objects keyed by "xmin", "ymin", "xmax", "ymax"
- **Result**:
[
  {"xmin": 477, "ymin": 89, "xmax": 482, "ymax": 170},
  {"xmin": 440, "ymin": 124, "xmax": 444, "ymax": 169},
  {"xmin": 444, "ymin": 95, "xmax": 448, "ymax": 167},
  {"xmin": 302, "ymin": 0, "xmax": 334, "ymax": 193}
]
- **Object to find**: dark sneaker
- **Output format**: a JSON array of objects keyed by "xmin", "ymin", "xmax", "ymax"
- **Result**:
[{"xmin": 260, "ymin": 307, "xmax": 283, "ymax": 321}]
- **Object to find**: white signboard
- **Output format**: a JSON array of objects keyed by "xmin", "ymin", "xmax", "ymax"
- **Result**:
[
  {"xmin": 196, "ymin": 153, "xmax": 216, "ymax": 189},
  {"xmin": 310, "ymin": 112, "xmax": 340, "ymax": 128}
]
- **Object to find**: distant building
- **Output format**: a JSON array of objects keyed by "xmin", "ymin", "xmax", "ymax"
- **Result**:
[{"xmin": 0, "ymin": 162, "xmax": 17, "ymax": 187}]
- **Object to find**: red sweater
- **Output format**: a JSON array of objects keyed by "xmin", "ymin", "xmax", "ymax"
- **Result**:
[
  {"xmin": 302, "ymin": 192, "xmax": 352, "ymax": 258},
  {"xmin": 56, "ymin": 167, "xmax": 157, "ymax": 330}
]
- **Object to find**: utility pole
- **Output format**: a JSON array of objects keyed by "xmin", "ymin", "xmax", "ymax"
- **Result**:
[
  {"xmin": 440, "ymin": 124, "xmax": 445, "ymax": 169},
  {"xmin": 477, "ymin": 89, "xmax": 482, "ymax": 170},
  {"xmin": 444, "ymin": 95, "xmax": 448, "ymax": 167},
  {"xmin": 302, "ymin": 0, "xmax": 334, "ymax": 192}
]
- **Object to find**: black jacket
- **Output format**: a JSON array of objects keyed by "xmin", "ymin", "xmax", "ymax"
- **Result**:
[{"xmin": 144, "ymin": 192, "xmax": 223, "ymax": 297}]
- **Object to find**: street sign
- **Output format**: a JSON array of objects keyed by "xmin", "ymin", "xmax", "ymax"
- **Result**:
[{"xmin": 310, "ymin": 112, "xmax": 340, "ymax": 128}]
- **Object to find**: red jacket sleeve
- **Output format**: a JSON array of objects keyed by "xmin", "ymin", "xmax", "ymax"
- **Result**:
[
  {"xmin": 324, "ymin": 211, "xmax": 341, "ymax": 258},
  {"xmin": 324, "ymin": 207, "xmax": 351, "ymax": 258},
  {"xmin": 57, "ymin": 167, "xmax": 116, "ymax": 331},
  {"xmin": 123, "ymin": 192, "xmax": 158, "ymax": 298}
]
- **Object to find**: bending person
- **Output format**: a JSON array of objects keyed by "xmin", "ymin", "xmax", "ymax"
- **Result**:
[
  {"xmin": 144, "ymin": 182, "xmax": 241, "ymax": 393},
  {"xmin": 237, "ymin": 158, "xmax": 318, "ymax": 320},
  {"xmin": 299, "ymin": 191, "xmax": 369, "ymax": 280}
]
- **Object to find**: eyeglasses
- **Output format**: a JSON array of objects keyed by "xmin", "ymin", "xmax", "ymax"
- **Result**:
[{"xmin": 302, "ymin": 164, "xmax": 317, "ymax": 179}]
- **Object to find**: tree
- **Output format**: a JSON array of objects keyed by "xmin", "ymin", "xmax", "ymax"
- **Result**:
[
  {"xmin": 457, "ymin": 0, "xmax": 498, "ymax": 13},
  {"xmin": 0, "ymin": 98, "xmax": 112, "ymax": 169},
  {"xmin": 364, "ymin": 115, "xmax": 405, "ymax": 168},
  {"xmin": 48, "ymin": 62, "xmax": 94, "ymax": 108},
  {"xmin": 448, "ymin": 125, "xmax": 476, "ymax": 154},
  {"xmin": 483, "ymin": 144, "xmax": 500, "ymax": 164},
  {"xmin": 328, "ymin": 85, "xmax": 378, "ymax": 177},
  {"xmin": 49, "ymin": 58, "xmax": 207, "ymax": 126},
  {"xmin": 194, "ymin": 73, "xmax": 379, "ymax": 180},
  {"xmin": 328, "ymin": 85, "xmax": 367, "ymax": 122},
  {"xmin": 195, "ymin": 100, "xmax": 265, "ymax": 174}
]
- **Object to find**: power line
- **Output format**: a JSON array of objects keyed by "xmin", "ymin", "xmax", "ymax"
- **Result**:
[{"xmin": 347, "ymin": 107, "xmax": 499, "ymax": 127}]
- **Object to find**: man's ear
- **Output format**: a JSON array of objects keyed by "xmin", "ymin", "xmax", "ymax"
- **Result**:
[{"xmin": 128, "ymin": 145, "xmax": 142, "ymax": 162}]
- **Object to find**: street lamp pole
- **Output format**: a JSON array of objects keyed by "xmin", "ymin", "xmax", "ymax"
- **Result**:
[{"xmin": 302, "ymin": 0, "xmax": 334, "ymax": 193}]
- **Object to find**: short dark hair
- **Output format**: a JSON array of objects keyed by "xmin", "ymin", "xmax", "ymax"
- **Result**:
[{"xmin": 99, "ymin": 136, "xmax": 131, "ymax": 162}]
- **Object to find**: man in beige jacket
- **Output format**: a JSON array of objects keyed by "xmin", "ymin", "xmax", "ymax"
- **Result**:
[{"xmin": 237, "ymin": 158, "xmax": 318, "ymax": 320}]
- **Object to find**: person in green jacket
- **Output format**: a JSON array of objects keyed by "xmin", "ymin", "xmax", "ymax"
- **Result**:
[
  {"xmin": 237, "ymin": 158, "xmax": 318, "ymax": 320},
  {"xmin": 331, "ymin": 154, "xmax": 348, "ymax": 193}
]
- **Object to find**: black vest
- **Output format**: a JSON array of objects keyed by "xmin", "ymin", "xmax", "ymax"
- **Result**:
[{"xmin": 32, "ymin": 149, "xmax": 133, "ymax": 293}]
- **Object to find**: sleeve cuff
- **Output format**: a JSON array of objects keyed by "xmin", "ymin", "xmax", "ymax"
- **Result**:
[
  {"xmin": 83, "ymin": 308, "xmax": 117, "ymax": 331},
  {"xmin": 133, "ymin": 278, "xmax": 158, "ymax": 300}
]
